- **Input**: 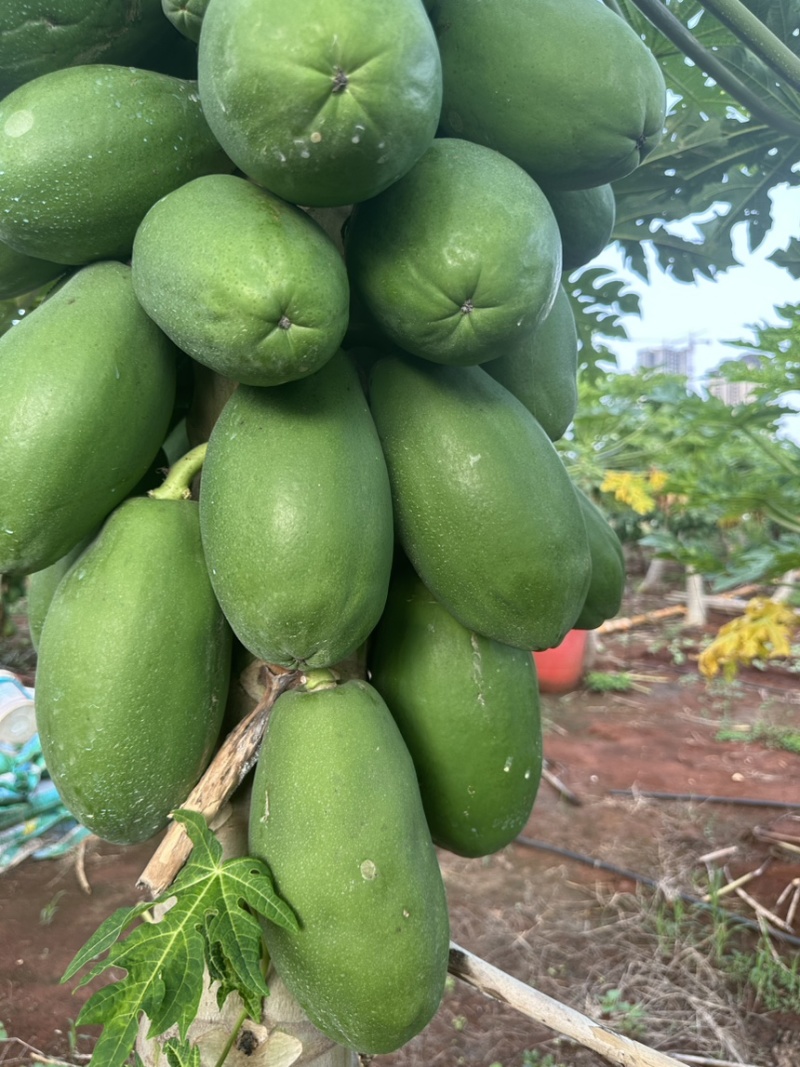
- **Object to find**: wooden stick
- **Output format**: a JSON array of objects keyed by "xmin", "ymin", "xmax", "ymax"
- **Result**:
[
  {"xmin": 137, "ymin": 663, "xmax": 300, "ymax": 898},
  {"xmin": 700, "ymin": 861, "xmax": 768, "ymax": 903},
  {"xmin": 541, "ymin": 761, "xmax": 582, "ymax": 806},
  {"xmin": 669, "ymin": 1056, "xmax": 761, "ymax": 1067},
  {"xmin": 448, "ymin": 943, "xmax": 687, "ymax": 1067},
  {"xmin": 597, "ymin": 605, "xmax": 685, "ymax": 634}
]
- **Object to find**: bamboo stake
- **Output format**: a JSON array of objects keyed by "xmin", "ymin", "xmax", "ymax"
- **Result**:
[
  {"xmin": 138, "ymin": 663, "xmax": 300, "ymax": 897},
  {"xmin": 448, "ymin": 943, "xmax": 687, "ymax": 1067}
]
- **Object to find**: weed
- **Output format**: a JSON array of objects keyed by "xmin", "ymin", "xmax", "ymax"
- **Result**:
[
  {"xmin": 728, "ymin": 934, "xmax": 800, "ymax": 1012},
  {"xmin": 597, "ymin": 987, "xmax": 647, "ymax": 1037},
  {"xmin": 39, "ymin": 889, "xmax": 65, "ymax": 926},
  {"xmin": 521, "ymin": 1052, "xmax": 566, "ymax": 1067},
  {"xmin": 0, "ymin": 1021, "xmax": 7, "ymax": 1040},
  {"xmin": 716, "ymin": 721, "xmax": 800, "ymax": 753}
]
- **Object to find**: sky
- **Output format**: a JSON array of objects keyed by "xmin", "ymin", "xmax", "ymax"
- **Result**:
[{"xmin": 594, "ymin": 182, "xmax": 800, "ymax": 385}]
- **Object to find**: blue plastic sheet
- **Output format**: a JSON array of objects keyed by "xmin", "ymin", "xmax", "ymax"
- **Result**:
[{"xmin": 0, "ymin": 733, "xmax": 91, "ymax": 874}]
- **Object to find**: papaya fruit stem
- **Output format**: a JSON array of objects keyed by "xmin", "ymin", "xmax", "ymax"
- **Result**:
[
  {"xmin": 149, "ymin": 443, "xmax": 208, "ymax": 501},
  {"xmin": 301, "ymin": 668, "xmax": 339, "ymax": 691},
  {"xmin": 700, "ymin": 0, "xmax": 800, "ymax": 94},
  {"xmin": 626, "ymin": 0, "xmax": 800, "ymax": 137}
]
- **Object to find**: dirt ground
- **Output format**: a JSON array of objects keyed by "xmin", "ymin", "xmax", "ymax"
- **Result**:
[{"xmin": 1, "ymin": 592, "xmax": 799, "ymax": 1067}]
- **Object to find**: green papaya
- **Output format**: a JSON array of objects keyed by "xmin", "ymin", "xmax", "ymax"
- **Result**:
[
  {"xmin": 162, "ymin": 0, "xmax": 209, "ymax": 44},
  {"xmin": 199, "ymin": 353, "xmax": 394, "ymax": 669},
  {"xmin": 197, "ymin": 0, "xmax": 441, "ymax": 206},
  {"xmin": 26, "ymin": 535, "xmax": 95, "ymax": 651},
  {"xmin": 545, "ymin": 185, "xmax": 616, "ymax": 273},
  {"xmin": 0, "ymin": 261, "xmax": 176, "ymax": 575},
  {"xmin": 368, "ymin": 356, "xmax": 592, "ymax": 650},
  {"xmin": 369, "ymin": 561, "xmax": 542, "ymax": 857},
  {"xmin": 36, "ymin": 496, "xmax": 232, "ymax": 844},
  {"xmin": 345, "ymin": 138, "xmax": 561, "ymax": 366},
  {"xmin": 132, "ymin": 174, "xmax": 350, "ymax": 387},
  {"xmin": 573, "ymin": 489, "xmax": 626, "ymax": 630},
  {"xmin": 430, "ymin": 0, "xmax": 666, "ymax": 190},
  {"xmin": 485, "ymin": 284, "xmax": 578, "ymax": 442},
  {"xmin": 248, "ymin": 674, "xmax": 450, "ymax": 1054},
  {"xmin": 0, "ymin": 0, "xmax": 180, "ymax": 99},
  {"xmin": 0, "ymin": 239, "xmax": 67, "ymax": 300},
  {"xmin": 0, "ymin": 65, "xmax": 231, "ymax": 264}
]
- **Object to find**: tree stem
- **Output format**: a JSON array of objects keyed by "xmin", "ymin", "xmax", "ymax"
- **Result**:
[
  {"xmin": 149, "ymin": 443, "xmax": 208, "ymax": 502},
  {"xmin": 625, "ymin": 0, "xmax": 800, "ymax": 137}
]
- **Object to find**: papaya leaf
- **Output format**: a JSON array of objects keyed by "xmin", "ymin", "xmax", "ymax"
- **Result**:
[
  {"xmin": 164, "ymin": 1036, "xmax": 203, "ymax": 1067},
  {"xmin": 62, "ymin": 809, "xmax": 298, "ymax": 1067}
]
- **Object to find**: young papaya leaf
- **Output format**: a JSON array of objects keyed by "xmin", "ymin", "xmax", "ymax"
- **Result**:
[
  {"xmin": 61, "ymin": 900, "xmax": 154, "ymax": 983},
  {"xmin": 164, "ymin": 1036, "xmax": 203, "ymax": 1067},
  {"xmin": 62, "ymin": 808, "xmax": 298, "ymax": 1067}
]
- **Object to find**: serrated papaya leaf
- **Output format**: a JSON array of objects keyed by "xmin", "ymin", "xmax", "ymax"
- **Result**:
[
  {"xmin": 61, "ymin": 809, "xmax": 298, "ymax": 1067},
  {"xmin": 204, "ymin": 915, "xmax": 265, "ymax": 1021},
  {"xmin": 164, "ymin": 1036, "xmax": 203, "ymax": 1067},
  {"xmin": 61, "ymin": 901, "xmax": 154, "ymax": 983}
]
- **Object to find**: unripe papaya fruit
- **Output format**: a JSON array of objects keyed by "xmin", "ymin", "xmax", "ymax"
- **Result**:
[
  {"xmin": 0, "ymin": 65, "xmax": 231, "ymax": 264},
  {"xmin": 199, "ymin": 353, "xmax": 394, "ymax": 669},
  {"xmin": 485, "ymin": 284, "xmax": 578, "ymax": 442},
  {"xmin": 0, "ymin": 0, "xmax": 180, "ymax": 98},
  {"xmin": 345, "ymin": 138, "xmax": 561, "ymax": 366},
  {"xmin": 162, "ymin": 0, "xmax": 208, "ymax": 44},
  {"xmin": 430, "ymin": 0, "xmax": 666, "ymax": 190},
  {"xmin": 0, "ymin": 261, "xmax": 176, "ymax": 575},
  {"xmin": 198, "ymin": 0, "xmax": 442, "ymax": 207},
  {"xmin": 248, "ymin": 675, "xmax": 450, "ymax": 1054},
  {"xmin": 369, "ymin": 560, "xmax": 542, "ymax": 857},
  {"xmin": 26, "ymin": 535, "xmax": 95, "ymax": 651},
  {"xmin": 132, "ymin": 174, "xmax": 350, "ymax": 387},
  {"xmin": 545, "ymin": 185, "xmax": 616, "ymax": 273},
  {"xmin": 0, "ymin": 239, "xmax": 67, "ymax": 300},
  {"xmin": 36, "ymin": 496, "xmax": 232, "ymax": 845},
  {"xmin": 573, "ymin": 488, "xmax": 626, "ymax": 630},
  {"xmin": 368, "ymin": 356, "xmax": 592, "ymax": 650}
]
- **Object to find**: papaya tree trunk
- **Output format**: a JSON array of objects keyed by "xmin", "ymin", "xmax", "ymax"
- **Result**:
[{"xmin": 684, "ymin": 566, "xmax": 707, "ymax": 627}]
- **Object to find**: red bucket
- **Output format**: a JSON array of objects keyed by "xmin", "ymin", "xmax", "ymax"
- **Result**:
[{"xmin": 532, "ymin": 629, "xmax": 590, "ymax": 694}]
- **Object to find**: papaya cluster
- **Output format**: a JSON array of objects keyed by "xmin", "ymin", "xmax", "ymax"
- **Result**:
[{"xmin": 0, "ymin": 0, "xmax": 658, "ymax": 1055}]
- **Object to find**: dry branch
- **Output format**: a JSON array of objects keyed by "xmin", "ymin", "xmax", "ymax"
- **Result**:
[
  {"xmin": 137, "ymin": 663, "xmax": 300, "ymax": 897},
  {"xmin": 448, "ymin": 943, "xmax": 686, "ymax": 1067}
]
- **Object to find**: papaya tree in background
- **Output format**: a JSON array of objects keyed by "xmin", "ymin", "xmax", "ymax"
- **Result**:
[
  {"xmin": 561, "ymin": 342, "xmax": 800, "ymax": 595},
  {"xmin": 574, "ymin": 0, "xmax": 800, "ymax": 362}
]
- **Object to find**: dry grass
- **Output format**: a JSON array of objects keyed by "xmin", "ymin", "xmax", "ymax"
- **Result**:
[{"xmin": 383, "ymin": 843, "xmax": 773, "ymax": 1067}]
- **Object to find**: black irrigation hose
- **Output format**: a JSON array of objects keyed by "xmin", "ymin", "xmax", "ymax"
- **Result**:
[
  {"xmin": 515, "ymin": 836, "xmax": 800, "ymax": 949},
  {"xmin": 610, "ymin": 790, "xmax": 800, "ymax": 810}
]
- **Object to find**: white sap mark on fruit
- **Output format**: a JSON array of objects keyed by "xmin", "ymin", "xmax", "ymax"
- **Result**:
[
  {"xmin": 114, "ymin": 366, "xmax": 120, "ymax": 380},
  {"xmin": 263, "ymin": 790, "xmax": 269, "ymax": 821},
  {"xmin": 300, "ymin": 149, "xmax": 310, "ymax": 158},
  {"xmin": 468, "ymin": 454, "xmax": 481, "ymax": 466},
  {"xmin": 310, "ymin": 131, "xmax": 322, "ymax": 143},
  {"xmin": 504, "ymin": 756, "xmax": 514, "ymax": 773},
  {"xmin": 524, "ymin": 768, "xmax": 532, "ymax": 779},
  {"xmin": 467, "ymin": 785, "xmax": 476, "ymax": 796},
  {"xmin": 4, "ymin": 110, "xmax": 34, "ymax": 137},
  {"xmin": 360, "ymin": 859, "xmax": 377, "ymax": 880},
  {"xmin": 402, "ymin": 908, "xmax": 410, "ymax": 919}
]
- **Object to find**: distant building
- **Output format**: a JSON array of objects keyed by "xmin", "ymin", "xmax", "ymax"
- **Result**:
[
  {"xmin": 706, "ymin": 354, "xmax": 760, "ymax": 405},
  {"xmin": 636, "ymin": 345, "xmax": 692, "ymax": 377}
]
